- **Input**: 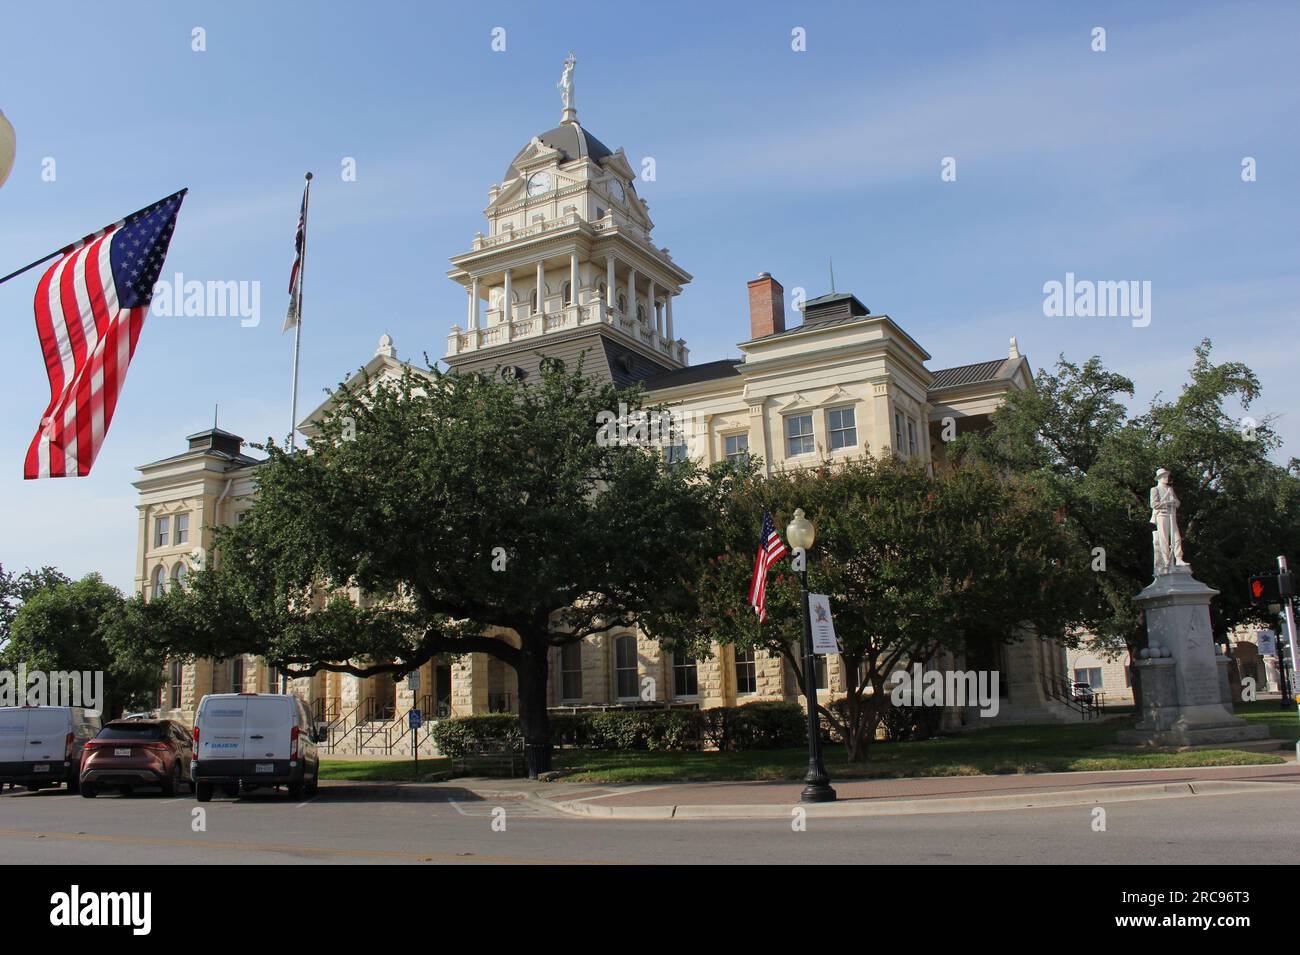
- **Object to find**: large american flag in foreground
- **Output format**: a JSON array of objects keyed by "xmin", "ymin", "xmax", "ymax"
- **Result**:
[
  {"xmin": 748, "ymin": 510, "xmax": 789, "ymax": 623},
  {"xmin": 23, "ymin": 190, "xmax": 186, "ymax": 478}
]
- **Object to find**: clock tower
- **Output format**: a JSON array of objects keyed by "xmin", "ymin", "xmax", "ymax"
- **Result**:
[{"xmin": 444, "ymin": 56, "xmax": 692, "ymax": 387}]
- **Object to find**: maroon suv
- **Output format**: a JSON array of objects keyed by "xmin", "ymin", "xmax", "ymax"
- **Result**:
[{"xmin": 79, "ymin": 719, "xmax": 193, "ymax": 797}]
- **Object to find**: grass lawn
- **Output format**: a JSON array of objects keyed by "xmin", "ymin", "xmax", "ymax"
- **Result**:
[
  {"xmin": 319, "ymin": 757, "xmax": 452, "ymax": 782},
  {"xmin": 319, "ymin": 703, "xmax": 1294, "ymax": 784}
]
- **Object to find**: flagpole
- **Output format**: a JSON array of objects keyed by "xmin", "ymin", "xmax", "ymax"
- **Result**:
[{"xmin": 288, "ymin": 172, "xmax": 312, "ymax": 451}]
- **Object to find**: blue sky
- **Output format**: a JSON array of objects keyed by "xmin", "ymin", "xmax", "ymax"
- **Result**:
[{"xmin": 1, "ymin": 0, "xmax": 1297, "ymax": 591}]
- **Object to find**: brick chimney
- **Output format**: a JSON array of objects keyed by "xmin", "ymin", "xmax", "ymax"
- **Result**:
[{"xmin": 747, "ymin": 272, "xmax": 785, "ymax": 339}]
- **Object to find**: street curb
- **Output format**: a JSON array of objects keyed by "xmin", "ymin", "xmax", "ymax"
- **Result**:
[{"xmin": 539, "ymin": 779, "xmax": 1296, "ymax": 820}]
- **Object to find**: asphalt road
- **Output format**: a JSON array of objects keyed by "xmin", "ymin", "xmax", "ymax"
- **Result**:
[{"xmin": 1, "ymin": 781, "xmax": 1295, "ymax": 864}]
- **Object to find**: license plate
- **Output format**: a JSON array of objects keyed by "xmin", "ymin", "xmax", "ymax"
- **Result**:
[
  {"xmin": 114, "ymin": 747, "xmax": 132, "ymax": 756},
  {"xmin": 33, "ymin": 764, "xmax": 50, "ymax": 773},
  {"xmin": 255, "ymin": 763, "xmax": 275, "ymax": 774}
]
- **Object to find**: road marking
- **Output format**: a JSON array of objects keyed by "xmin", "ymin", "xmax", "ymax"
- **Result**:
[{"xmin": 0, "ymin": 827, "xmax": 604, "ymax": 865}]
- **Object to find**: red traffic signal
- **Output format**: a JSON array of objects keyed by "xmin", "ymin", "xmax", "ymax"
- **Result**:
[{"xmin": 1249, "ymin": 574, "xmax": 1281, "ymax": 605}]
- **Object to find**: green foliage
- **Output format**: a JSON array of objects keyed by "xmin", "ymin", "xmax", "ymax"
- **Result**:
[
  {"xmin": 427, "ymin": 713, "xmax": 522, "ymax": 757},
  {"xmin": 642, "ymin": 454, "xmax": 1090, "ymax": 761},
  {"xmin": 1, "ymin": 570, "xmax": 164, "ymax": 717},
  {"xmin": 432, "ymin": 702, "xmax": 807, "ymax": 755},
  {"xmin": 114, "ymin": 359, "xmax": 722, "ymax": 764},
  {"xmin": 955, "ymin": 340, "xmax": 1300, "ymax": 661}
]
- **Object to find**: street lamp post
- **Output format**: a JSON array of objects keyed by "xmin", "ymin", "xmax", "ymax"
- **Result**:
[{"xmin": 786, "ymin": 509, "xmax": 836, "ymax": 804}]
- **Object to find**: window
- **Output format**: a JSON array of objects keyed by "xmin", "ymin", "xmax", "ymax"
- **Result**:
[
  {"xmin": 615, "ymin": 635, "xmax": 639, "ymax": 699},
  {"xmin": 665, "ymin": 442, "xmax": 689, "ymax": 465},
  {"xmin": 154, "ymin": 515, "xmax": 170, "ymax": 548},
  {"xmin": 562, "ymin": 280, "xmax": 573, "ymax": 306},
  {"xmin": 1073, "ymin": 667, "xmax": 1103, "ymax": 689},
  {"xmin": 598, "ymin": 281, "xmax": 607, "ymax": 301},
  {"xmin": 151, "ymin": 565, "xmax": 166, "ymax": 599},
  {"xmin": 235, "ymin": 511, "xmax": 248, "ymax": 524},
  {"xmin": 636, "ymin": 302, "xmax": 646, "ymax": 323},
  {"xmin": 827, "ymin": 407, "xmax": 857, "ymax": 450},
  {"xmin": 171, "ymin": 562, "xmax": 187, "ymax": 590},
  {"xmin": 561, "ymin": 642, "xmax": 583, "ymax": 701},
  {"xmin": 673, "ymin": 652, "xmax": 699, "ymax": 698},
  {"xmin": 907, "ymin": 418, "xmax": 918, "ymax": 457},
  {"xmin": 724, "ymin": 433, "xmax": 749, "ymax": 460},
  {"xmin": 530, "ymin": 289, "xmax": 539, "ymax": 314},
  {"xmin": 267, "ymin": 665, "xmax": 280, "ymax": 692},
  {"xmin": 168, "ymin": 661, "xmax": 183, "ymax": 710},
  {"xmin": 894, "ymin": 411, "xmax": 905, "ymax": 453},
  {"xmin": 735, "ymin": 650, "xmax": 756, "ymax": 694},
  {"xmin": 174, "ymin": 513, "xmax": 189, "ymax": 545},
  {"xmin": 231, "ymin": 657, "xmax": 244, "ymax": 693},
  {"xmin": 618, "ymin": 292, "xmax": 627, "ymax": 314},
  {"xmin": 785, "ymin": 414, "xmax": 814, "ymax": 457}
]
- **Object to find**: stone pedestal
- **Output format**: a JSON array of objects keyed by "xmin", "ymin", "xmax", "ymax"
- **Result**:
[{"xmin": 1118, "ymin": 570, "xmax": 1270, "ymax": 747}]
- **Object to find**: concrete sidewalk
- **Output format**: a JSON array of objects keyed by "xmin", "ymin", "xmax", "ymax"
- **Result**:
[{"xmin": 460, "ymin": 762, "xmax": 1300, "ymax": 820}]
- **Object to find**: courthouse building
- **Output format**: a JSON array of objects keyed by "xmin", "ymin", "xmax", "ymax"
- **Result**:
[{"xmin": 134, "ymin": 83, "xmax": 1080, "ymax": 750}]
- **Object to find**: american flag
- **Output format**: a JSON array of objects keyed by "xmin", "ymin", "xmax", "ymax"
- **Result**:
[
  {"xmin": 23, "ymin": 190, "xmax": 186, "ymax": 479},
  {"xmin": 282, "ymin": 180, "xmax": 309, "ymax": 333},
  {"xmin": 748, "ymin": 510, "xmax": 789, "ymax": 623}
]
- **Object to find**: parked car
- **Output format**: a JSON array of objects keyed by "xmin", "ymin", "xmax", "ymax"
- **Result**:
[
  {"xmin": 80, "ymin": 719, "xmax": 193, "ymax": 797},
  {"xmin": 192, "ymin": 693, "xmax": 324, "ymax": 802},
  {"xmin": 1069, "ymin": 682, "xmax": 1096, "ymax": 702},
  {"xmin": 0, "ymin": 705, "xmax": 101, "ymax": 793}
]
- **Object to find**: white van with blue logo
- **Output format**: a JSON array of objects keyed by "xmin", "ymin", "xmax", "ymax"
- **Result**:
[{"xmin": 191, "ymin": 694, "xmax": 323, "ymax": 802}]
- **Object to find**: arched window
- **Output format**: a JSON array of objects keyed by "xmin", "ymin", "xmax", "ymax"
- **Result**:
[
  {"xmin": 614, "ymin": 635, "xmax": 639, "ymax": 699},
  {"xmin": 171, "ymin": 562, "xmax": 188, "ymax": 590},
  {"xmin": 636, "ymin": 303, "xmax": 646, "ymax": 323},
  {"xmin": 531, "ymin": 289, "xmax": 539, "ymax": 314},
  {"xmin": 617, "ymin": 292, "xmax": 627, "ymax": 314},
  {"xmin": 562, "ymin": 281, "xmax": 573, "ymax": 306},
  {"xmin": 598, "ymin": 281, "xmax": 607, "ymax": 300},
  {"xmin": 151, "ymin": 565, "xmax": 166, "ymax": 600}
]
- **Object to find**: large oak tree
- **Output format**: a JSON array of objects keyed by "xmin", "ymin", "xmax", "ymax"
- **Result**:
[{"xmin": 127, "ymin": 360, "xmax": 719, "ymax": 775}]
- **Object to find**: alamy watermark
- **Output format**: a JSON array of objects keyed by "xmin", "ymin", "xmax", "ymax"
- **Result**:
[
  {"xmin": 890, "ymin": 665, "xmax": 1000, "ymax": 717},
  {"xmin": 0, "ymin": 665, "xmax": 103, "ymax": 711},
  {"xmin": 1042, "ymin": 272, "xmax": 1151, "ymax": 328},
  {"xmin": 595, "ymin": 402, "xmax": 701, "ymax": 448},
  {"xmin": 149, "ymin": 272, "xmax": 261, "ymax": 327}
]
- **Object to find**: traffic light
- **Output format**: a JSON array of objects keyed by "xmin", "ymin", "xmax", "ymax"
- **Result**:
[{"xmin": 1249, "ymin": 574, "xmax": 1281, "ymax": 606}]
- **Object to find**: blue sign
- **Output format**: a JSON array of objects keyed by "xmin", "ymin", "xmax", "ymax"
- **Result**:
[{"xmin": 408, "ymin": 709, "xmax": 422, "ymax": 729}]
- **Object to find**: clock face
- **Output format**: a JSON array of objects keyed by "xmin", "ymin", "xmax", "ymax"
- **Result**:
[
  {"xmin": 526, "ymin": 171, "xmax": 551, "ymax": 197},
  {"xmin": 609, "ymin": 178, "xmax": 625, "ymax": 203}
]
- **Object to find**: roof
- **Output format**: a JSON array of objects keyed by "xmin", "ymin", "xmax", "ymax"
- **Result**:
[
  {"xmin": 802, "ymin": 292, "xmax": 870, "ymax": 323},
  {"xmin": 928, "ymin": 358, "xmax": 1015, "ymax": 390},
  {"xmin": 505, "ymin": 123, "xmax": 614, "ymax": 181},
  {"xmin": 642, "ymin": 358, "xmax": 743, "ymax": 392}
]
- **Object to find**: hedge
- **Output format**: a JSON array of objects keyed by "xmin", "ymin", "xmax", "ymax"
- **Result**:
[{"xmin": 429, "ymin": 701, "xmax": 807, "ymax": 755}]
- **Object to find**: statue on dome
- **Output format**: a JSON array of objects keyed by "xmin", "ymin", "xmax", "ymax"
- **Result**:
[{"xmin": 558, "ymin": 53, "xmax": 576, "ymax": 118}]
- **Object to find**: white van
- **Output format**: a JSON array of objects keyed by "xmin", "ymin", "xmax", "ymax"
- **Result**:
[
  {"xmin": 192, "ymin": 693, "xmax": 323, "ymax": 802},
  {"xmin": 0, "ymin": 705, "xmax": 102, "ymax": 792}
]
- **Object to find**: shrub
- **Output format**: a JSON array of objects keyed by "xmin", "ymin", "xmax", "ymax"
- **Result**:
[
  {"xmin": 428, "ymin": 713, "xmax": 520, "ymax": 757},
  {"xmin": 703, "ymin": 701, "xmax": 805, "ymax": 751}
]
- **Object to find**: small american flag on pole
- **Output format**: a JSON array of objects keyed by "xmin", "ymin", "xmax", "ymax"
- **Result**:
[
  {"xmin": 282, "ymin": 180, "xmax": 309, "ymax": 333},
  {"xmin": 21, "ymin": 190, "xmax": 186, "ymax": 479},
  {"xmin": 748, "ymin": 510, "xmax": 789, "ymax": 623}
]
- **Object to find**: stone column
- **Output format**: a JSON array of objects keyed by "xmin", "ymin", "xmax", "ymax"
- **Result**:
[
  {"xmin": 605, "ymin": 254, "xmax": 615, "ymax": 314},
  {"xmin": 666, "ymin": 293, "xmax": 674, "ymax": 340},
  {"xmin": 647, "ymin": 279, "xmax": 657, "ymax": 331},
  {"xmin": 502, "ymin": 268, "xmax": 512, "ymax": 324},
  {"xmin": 536, "ymin": 260, "xmax": 546, "ymax": 316},
  {"xmin": 468, "ymin": 276, "xmax": 480, "ymax": 330},
  {"xmin": 627, "ymin": 267, "xmax": 636, "ymax": 320},
  {"xmin": 570, "ymin": 252, "xmax": 579, "ymax": 308}
]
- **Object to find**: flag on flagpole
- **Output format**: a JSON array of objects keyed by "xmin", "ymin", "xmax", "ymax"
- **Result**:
[
  {"xmin": 282, "ymin": 179, "xmax": 309, "ymax": 333},
  {"xmin": 22, "ymin": 190, "xmax": 186, "ymax": 479},
  {"xmin": 748, "ymin": 510, "xmax": 789, "ymax": 623}
]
